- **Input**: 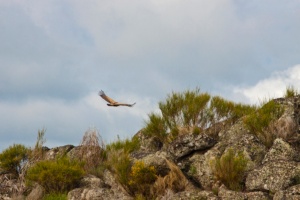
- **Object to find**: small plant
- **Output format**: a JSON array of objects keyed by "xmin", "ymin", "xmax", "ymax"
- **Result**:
[
  {"xmin": 210, "ymin": 148, "xmax": 248, "ymax": 191},
  {"xmin": 284, "ymin": 85, "xmax": 298, "ymax": 98},
  {"xmin": 244, "ymin": 100, "xmax": 284, "ymax": 147},
  {"xmin": 29, "ymin": 128, "xmax": 47, "ymax": 162},
  {"xmin": 26, "ymin": 156, "xmax": 85, "ymax": 193},
  {"xmin": 0, "ymin": 144, "xmax": 28, "ymax": 175},
  {"xmin": 128, "ymin": 161, "xmax": 157, "ymax": 197}
]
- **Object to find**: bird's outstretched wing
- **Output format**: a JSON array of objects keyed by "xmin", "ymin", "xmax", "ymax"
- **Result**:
[
  {"xmin": 98, "ymin": 90, "xmax": 136, "ymax": 107},
  {"xmin": 98, "ymin": 90, "xmax": 117, "ymax": 104}
]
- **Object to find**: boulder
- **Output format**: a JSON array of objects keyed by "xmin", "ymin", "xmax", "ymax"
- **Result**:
[
  {"xmin": 218, "ymin": 185, "xmax": 269, "ymax": 200},
  {"xmin": 274, "ymin": 184, "xmax": 300, "ymax": 200},
  {"xmin": 262, "ymin": 138, "xmax": 296, "ymax": 164},
  {"xmin": 246, "ymin": 160, "xmax": 300, "ymax": 193},
  {"xmin": 68, "ymin": 172, "xmax": 133, "ymax": 200},
  {"xmin": 168, "ymin": 133, "xmax": 216, "ymax": 160}
]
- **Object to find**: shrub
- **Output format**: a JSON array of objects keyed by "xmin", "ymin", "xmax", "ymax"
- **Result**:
[
  {"xmin": 77, "ymin": 128, "xmax": 105, "ymax": 173},
  {"xmin": 143, "ymin": 113, "xmax": 168, "ymax": 143},
  {"xmin": 210, "ymin": 148, "xmax": 248, "ymax": 191},
  {"xmin": 0, "ymin": 144, "xmax": 28, "ymax": 175},
  {"xmin": 106, "ymin": 148, "xmax": 131, "ymax": 187},
  {"xmin": 144, "ymin": 88, "xmax": 256, "ymax": 144},
  {"xmin": 26, "ymin": 156, "xmax": 85, "ymax": 193},
  {"xmin": 244, "ymin": 100, "xmax": 284, "ymax": 147},
  {"xmin": 284, "ymin": 85, "xmax": 298, "ymax": 98},
  {"xmin": 128, "ymin": 161, "xmax": 157, "ymax": 197},
  {"xmin": 106, "ymin": 136, "xmax": 140, "ymax": 153}
]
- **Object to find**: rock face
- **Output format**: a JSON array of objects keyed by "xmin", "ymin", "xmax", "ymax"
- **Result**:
[
  {"xmin": 2, "ymin": 95, "xmax": 300, "ymax": 200},
  {"xmin": 68, "ymin": 172, "xmax": 133, "ymax": 200},
  {"xmin": 168, "ymin": 133, "xmax": 216, "ymax": 160}
]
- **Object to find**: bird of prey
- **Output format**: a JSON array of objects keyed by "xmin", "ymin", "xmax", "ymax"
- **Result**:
[{"xmin": 98, "ymin": 90, "xmax": 136, "ymax": 107}]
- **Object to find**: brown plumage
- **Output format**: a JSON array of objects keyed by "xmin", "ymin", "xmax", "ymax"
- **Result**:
[{"xmin": 98, "ymin": 90, "xmax": 136, "ymax": 107}]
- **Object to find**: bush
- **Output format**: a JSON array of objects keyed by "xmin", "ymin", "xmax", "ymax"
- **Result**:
[
  {"xmin": 106, "ymin": 136, "xmax": 140, "ymax": 153},
  {"xmin": 26, "ymin": 156, "xmax": 85, "ymax": 193},
  {"xmin": 0, "ymin": 144, "xmax": 28, "ymax": 175},
  {"xmin": 144, "ymin": 88, "xmax": 255, "ymax": 143},
  {"xmin": 128, "ymin": 161, "xmax": 157, "ymax": 197},
  {"xmin": 244, "ymin": 100, "xmax": 284, "ymax": 147},
  {"xmin": 284, "ymin": 85, "xmax": 298, "ymax": 98},
  {"xmin": 78, "ymin": 128, "xmax": 105, "ymax": 173},
  {"xmin": 210, "ymin": 148, "xmax": 248, "ymax": 191},
  {"xmin": 106, "ymin": 149, "xmax": 131, "ymax": 189}
]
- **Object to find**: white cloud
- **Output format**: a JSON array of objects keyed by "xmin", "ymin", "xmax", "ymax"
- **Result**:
[{"xmin": 233, "ymin": 65, "xmax": 300, "ymax": 104}]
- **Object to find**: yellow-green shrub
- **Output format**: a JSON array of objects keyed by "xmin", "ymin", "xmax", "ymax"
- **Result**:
[
  {"xmin": 26, "ymin": 156, "xmax": 84, "ymax": 193},
  {"xmin": 128, "ymin": 161, "xmax": 157, "ymax": 197},
  {"xmin": 210, "ymin": 148, "xmax": 248, "ymax": 191},
  {"xmin": 0, "ymin": 144, "xmax": 28, "ymax": 175}
]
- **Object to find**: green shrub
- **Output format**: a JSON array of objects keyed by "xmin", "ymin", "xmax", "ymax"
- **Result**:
[
  {"xmin": 144, "ymin": 88, "xmax": 255, "ymax": 143},
  {"xmin": 26, "ymin": 156, "xmax": 85, "ymax": 193},
  {"xmin": 106, "ymin": 149, "xmax": 131, "ymax": 189},
  {"xmin": 143, "ymin": 113, "xmax": 168, "ymax": 143},
  {"xmin": 244, "ymin": 100, "xmax": 284, "ymax": 147},
  {"xmin": 210, "ymin": 148, "xmax": 248, "ymax": 191},
  {"xmin": 0, "ymin": 144, "xmax": 28, "ymax": 175},
  {"xmin": 106, "ymin": 136, "xmax": 140, "ymax": 153}
]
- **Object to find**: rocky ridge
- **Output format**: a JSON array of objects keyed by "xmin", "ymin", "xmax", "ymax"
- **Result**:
[{"xmin": 1, "ymin": 96, "xmax": 300, "ymax": 199}]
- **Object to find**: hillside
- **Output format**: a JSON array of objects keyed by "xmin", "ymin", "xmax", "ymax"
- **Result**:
[{"xmin": 1, "ymin": 89, "xmax": 300, "ymax": 200}]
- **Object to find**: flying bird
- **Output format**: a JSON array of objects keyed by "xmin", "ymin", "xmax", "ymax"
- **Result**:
[{"xmin": 98, "ymin": 90, "xmax": 136, "ymax": 107}]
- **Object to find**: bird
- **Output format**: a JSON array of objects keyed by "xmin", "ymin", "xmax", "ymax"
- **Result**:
[{"xmin": 98, "ymin": 90, "xmax": 136, "ymax": 107}]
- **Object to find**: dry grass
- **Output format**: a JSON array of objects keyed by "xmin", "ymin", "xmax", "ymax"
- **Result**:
[
  {"xmin": 77, "ymin": 128, "xmax": 105, "ymax": 172},
  {"xmin": 151, "ymin": 160, "xmax": 188, "ymax": 198}
]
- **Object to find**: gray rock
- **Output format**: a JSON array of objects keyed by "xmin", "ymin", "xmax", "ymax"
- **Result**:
[
  {"xmin": 262, "ymin": 138, "xmax": 296, "ymax": 164},
  {"xmin": 218, "ymin": 185, "xmax": 269, "ymax": 200},
  {"xmin": 274, "ymin": 184, "xmax": 300, "ymax": 200},
  {"xmin": 68, "ymin": 171, "xmax": 133, "ymax": 200},
  {"xmin": 246, "ymin": 160, "xmax": 300, "ymax": 193},
  {"xmin": 168, "ymin": 133, "xmax": 216, "ymax": 160},
  {"xmin": 26, "ymin": 184, "xmax": 44, "ymax": 200}
]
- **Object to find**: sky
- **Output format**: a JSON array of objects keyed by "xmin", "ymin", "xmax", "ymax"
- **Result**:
[{"xmin": 1, "ymin": 0, "xmax": 300, "ymax": 151}]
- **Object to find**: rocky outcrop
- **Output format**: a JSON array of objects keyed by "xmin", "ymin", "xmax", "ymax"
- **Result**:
[
  {"xmin": 168, "ymin": 133, "xmax": 216, "ymax": 160},
  {"xmin": 68, "ymin": 171, "xmax": 133, "ymax": 200},
  {"xmin": 2, "ymin": 95, "xmax": 300, "ymax": 199}
]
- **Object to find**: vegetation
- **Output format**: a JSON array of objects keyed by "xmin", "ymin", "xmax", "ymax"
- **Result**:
[
  {"xmin": 0, "ymin": 144, "xmax": 28, "ymax": 175},
  {"xmin": 43, "ymin": 193, "xmax": 67, "ymax": 200},
  {"xmin": 26, "ymin": 156, "xmax": 85, "ymax": 193},
  {"xmin": 210, "ymin": 148, "xmax": 248, "ymax": 191},
  {"xmin": 29, "ymin": 128, "xmax": 46, "ymax": 161},
  {"xmin": 144, "ymin": 88, "xmax": 256, "ymax": 143},
  {"xmin": 128, "ymin": 161, "xmax": 157, "ymax": 197},
  {"xmin": 284, "ymin": 85, "xmax": 299, "ymax": 98},
  {"xmin": 244, "ymin": 100, "xmax": 284, "ymax": 147},
  {"xmin": 77, "ymin": 128, "xmax": 105, "ymax": 173},
  {"xmin": 151, "ymin": 160, "xmax": 188, "ymax": 198}
]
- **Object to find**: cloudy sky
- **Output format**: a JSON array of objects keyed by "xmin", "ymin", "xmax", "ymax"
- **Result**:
[{"xmin": 1, "ymin": 0, "xmax": 300, "ymax": 151}]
